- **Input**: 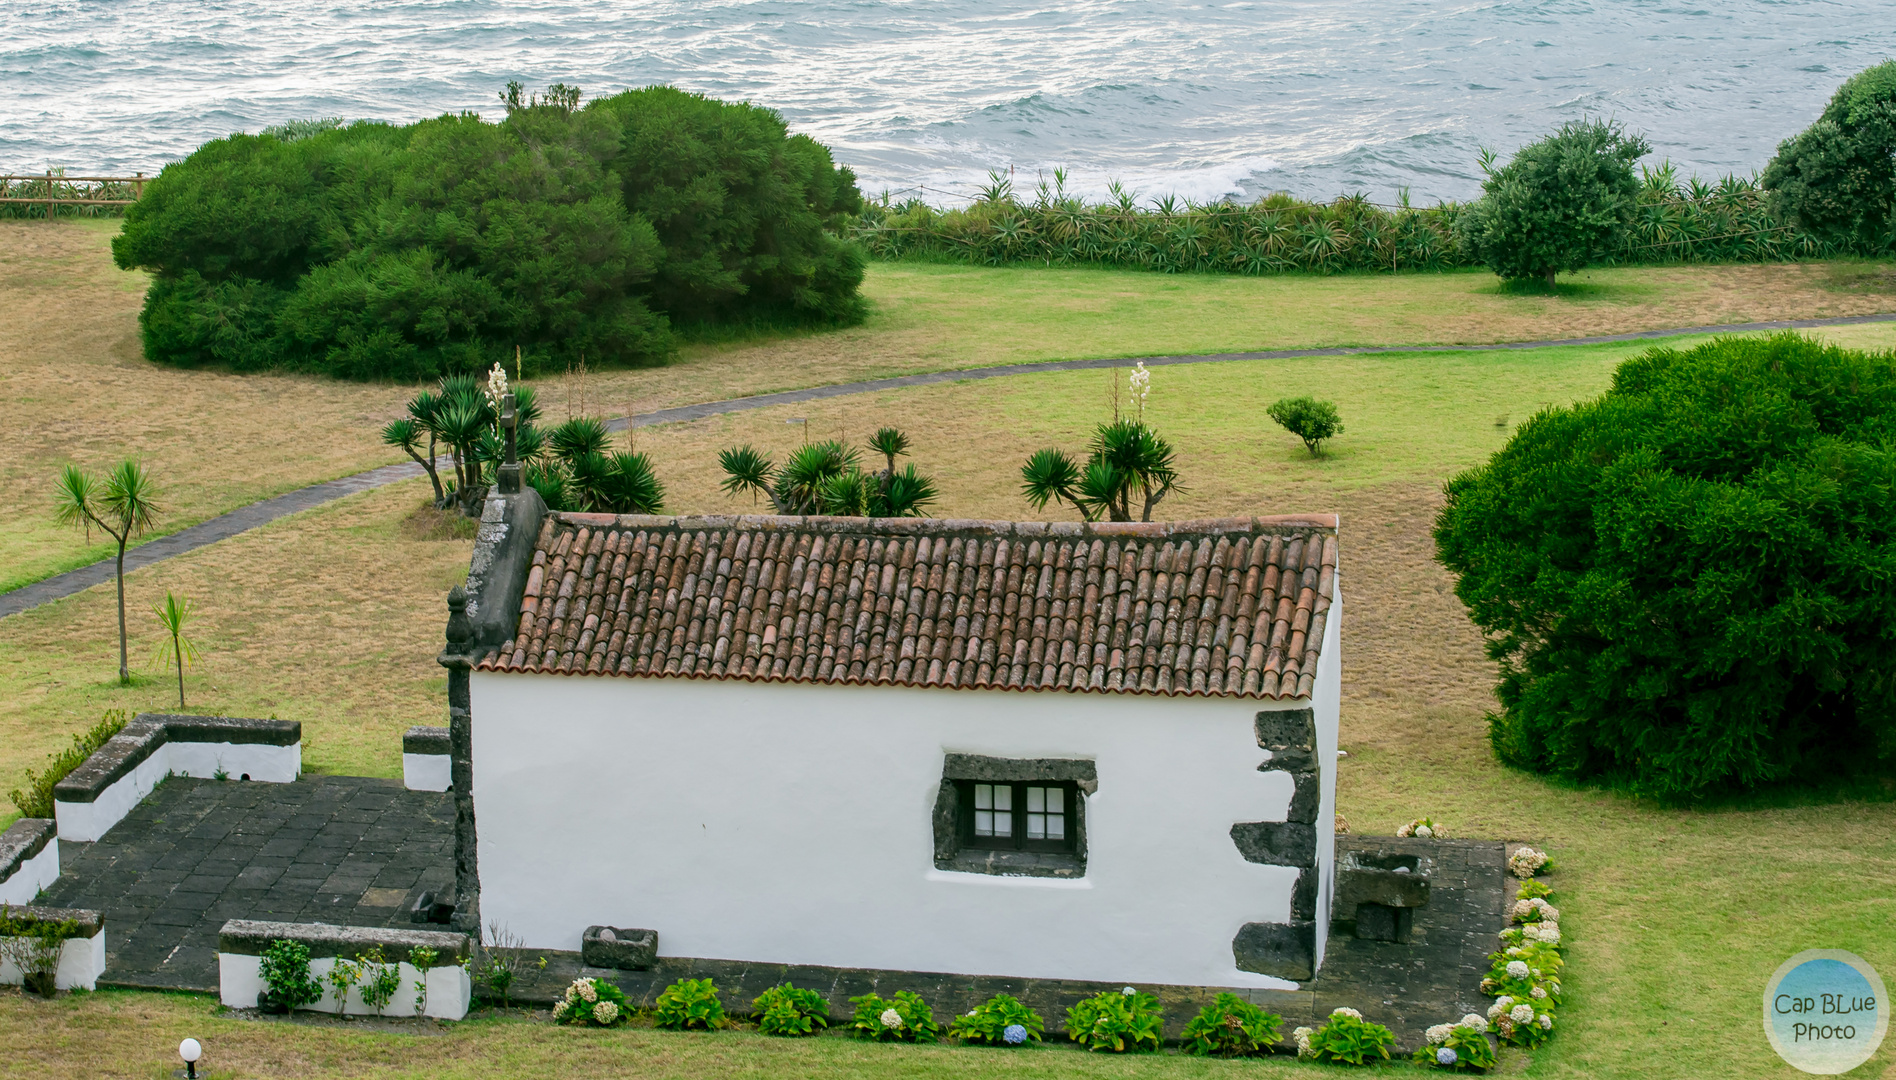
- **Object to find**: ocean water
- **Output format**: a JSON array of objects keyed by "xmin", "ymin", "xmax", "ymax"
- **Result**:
[{"xmin": 3, "ymin": 0, "xmax": 1892, "ymax": 205}]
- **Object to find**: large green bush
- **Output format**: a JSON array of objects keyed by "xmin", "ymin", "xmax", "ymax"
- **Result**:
[
  {"xmin": 1455, "ymin": 119, "xmax": 1651, "ymax": 287},
  {"xmin": 113, "ymin": 86, "xmax": 866, "ymax": 380},
  {"xmin": 1434, "ymin": 333, "xmax": 1896, "ymax": 798},
  {"xmin": 1762, "ymin": 60, "xmax": 1896, "ymax": 253}
]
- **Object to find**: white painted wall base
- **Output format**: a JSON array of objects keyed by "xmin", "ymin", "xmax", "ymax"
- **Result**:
[
  {"xmin": 217, "ymin": 952, "xmax": 471, "ymax": 1020},
  {"xmin": 0, "ymin": 932, "xmax": 105, "ymax": 991},
  {"xmin": 402, "ymin": 753, "xmax": 451, "ymax": 792},
  {"xmin": 169, "ymin": 741, "xmax": 301, "ymax": 784},
  {"xmin": 0, "ymin": 838, "xmax": 58, "ymax": 906},
  {"xmin": 55, "ymin": 740, "xmax": 300, "ymax": 843}
]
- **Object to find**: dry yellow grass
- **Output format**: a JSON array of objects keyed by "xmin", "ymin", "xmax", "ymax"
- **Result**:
[{"xmin": 6, "ymin": 217, "xmax": 1892, "ymax": 590}]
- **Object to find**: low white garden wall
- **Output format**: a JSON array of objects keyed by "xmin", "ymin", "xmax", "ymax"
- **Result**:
[
  {"xmin": 0, "ymin": 906, "xmax": 105, "ymax": 991},
  {"xmin": 217, "ymin": 919, "xmax": 473, "ymax": 1020},
  {"xmin": 0, "ymin": 820, "xmax": 58, "ymax": 907},
  {"xmin": 401, "ymin": 726, "xmax": 451, "ymax": 792},
  {"xmin": 53, "ymin": 714, "xmax": 301, "ymax": 843}
]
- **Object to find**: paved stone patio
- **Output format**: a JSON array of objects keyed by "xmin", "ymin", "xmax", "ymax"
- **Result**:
[{"xmin": 42, "ymin": 775, "xmax": 454, "ymax": 991}]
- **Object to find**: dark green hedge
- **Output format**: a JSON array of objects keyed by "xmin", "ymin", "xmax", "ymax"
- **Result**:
[
  {"xmin": 113, "ymin": 87, "xmax": 866, "ymax": 380},
  {"xmin": 1434, "ymin": 333, "xmax": 1896, "ymax": 799}
]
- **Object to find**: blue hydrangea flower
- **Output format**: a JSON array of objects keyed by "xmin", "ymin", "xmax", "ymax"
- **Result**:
[
  {"xmin": 1436, "ymin": 1046, "xmax": 1458, "ymax": 1066},
  {"xmin": 1003, "ymin": 1023, "xmax": 1028, "ymax": 1045}
]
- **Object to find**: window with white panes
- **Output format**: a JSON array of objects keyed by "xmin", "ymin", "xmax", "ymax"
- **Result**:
[{"xmin": 960, "ymin": 780, "xmax": 1078, "ymax": 853}]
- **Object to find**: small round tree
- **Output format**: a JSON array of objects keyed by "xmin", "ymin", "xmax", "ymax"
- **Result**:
[
  {"xmin": 1762, "ymin": 60, "xmax": 1896, "ymax": 254},
  {"xmin": 1266, "ymin": 397, "xmax": 1343, "ymax": 456},
  {"xmin": 1434, "ymin": 333, "xmax": 1896, "ymax": 798},
  {"xmin": 1455, "ymin": 119, "xmax": 1651, "ymax": 289}
]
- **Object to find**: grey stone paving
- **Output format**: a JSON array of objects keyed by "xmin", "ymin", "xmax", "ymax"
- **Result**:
[
  {"xmin": 40, "ymin": 775, "xmax": 454, "ymax": 992},
  {"xmin": 4, "ymin": 310, "xmax": 1891, "ymax": 620}
]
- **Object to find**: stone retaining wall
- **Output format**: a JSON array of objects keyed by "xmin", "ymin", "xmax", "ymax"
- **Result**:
[
  {"xmin": 217, "ymin": 919, "xmax": 473, "ymax": 1020},
  {"xmin": 0, "ymin": 819, "xmax": 58, "ymax": 906},
  {"xmin": 401, "ymin": 726, "xmax": 450, "ymax": 792},
  {"xmin": 53, "ymin": 714, "xmax": 301, "ymax": 842},
  {"xmin": 0, "ymin": 904, "xmax": 105, "ymax": 991}
]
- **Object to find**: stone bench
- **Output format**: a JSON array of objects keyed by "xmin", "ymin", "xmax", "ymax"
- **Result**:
[
  {"xmin": 218, "ymin": 919, "xmax": 473, "ymax": 1020},
  {"xmin": 54, "ymin": 714, "xmax": 301, "ymax": 842},
  {"xmin": 401, "ymin": 726, "xmax": 450, "ymax": 792},
  {"xmin": 0, "ymin": 905, "xmax": 105, "ymax": 991},
  {"xmin": 0, "ymin": 819, "xmax": 58, "ymax": 906}
]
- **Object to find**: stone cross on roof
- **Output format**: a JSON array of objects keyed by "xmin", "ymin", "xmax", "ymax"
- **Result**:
[{"xmin": 497, "ymin": 392, "xmax": 521, "ymax": 495}]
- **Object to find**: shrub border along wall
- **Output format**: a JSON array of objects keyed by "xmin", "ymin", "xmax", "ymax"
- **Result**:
[{"xmin": 218, "ymin": 919, "xmax": 475, "ymax": 1020}]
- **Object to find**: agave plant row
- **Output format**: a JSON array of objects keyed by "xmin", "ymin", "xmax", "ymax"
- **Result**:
[{"xmin": 854, "ymin": 166, "xmax": 1841, "ymax": 276}]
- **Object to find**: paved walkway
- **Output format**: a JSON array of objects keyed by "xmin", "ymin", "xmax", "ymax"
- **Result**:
[
  {"xmin": 4, "ymin": 310, "xmax": 1890, "ymax": 620},
  {"xmin": 41, "ymin": 775, "xmax": 454, "ymax": 992}
]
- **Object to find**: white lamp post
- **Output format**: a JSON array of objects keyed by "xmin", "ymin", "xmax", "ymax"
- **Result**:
[{"xmin": 178, "ymin": 1038, "xmax": 202, "ymax": 1079}]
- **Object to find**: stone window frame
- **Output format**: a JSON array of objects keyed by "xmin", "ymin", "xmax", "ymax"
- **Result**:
[{"xmin": 932, "ymin": 754, "xmax": 1096, "ymax": 879}]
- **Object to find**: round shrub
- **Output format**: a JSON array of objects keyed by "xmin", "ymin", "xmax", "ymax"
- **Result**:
[
  {"xmin": 1435, "ymin": 333, "xmax": 1896, "ymax": 798},
  {"xmin": 1455, "ymin": 119, "xmax": 1650, "ymax": 288},
  {"xmin": 1762, "ymin": 60, "xmax": 1896, "ymax": 254},
  {"xmin": 113, "ymin": 85, "xmax": 866, "ymax": 381}
]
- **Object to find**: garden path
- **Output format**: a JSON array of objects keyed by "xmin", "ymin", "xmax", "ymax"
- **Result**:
[{"xmin": 3, "ymin": 310, "xmax": 1891, "ymax": 620}]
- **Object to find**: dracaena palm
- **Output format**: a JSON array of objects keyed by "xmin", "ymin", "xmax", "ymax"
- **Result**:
[
  {"xmin": 1020, "ymin": 420, "xmax": 1181, "ymax": 523},
  {"xmin": 54, "ymin": 460, "xmax": 161, "ymax": 683}
]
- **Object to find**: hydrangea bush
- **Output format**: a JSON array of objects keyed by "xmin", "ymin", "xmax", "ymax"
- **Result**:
[
  {"xmin": 1295, "ymin": 1007, "xmax": 1395, "ymax": 1065},
  {"xmin": 1397, "ymin": 817, "xmax": 1448, "ymax": 839},
  {"xmin": 949, "ymin": 992, "xmax": 1044, "ymax": 1046},
  {"xmin": 1065, "ymin": 987, "xmax": 1164, "ymax": 1053},
  {"xmin": 847, "ymin": 990, "xmax": 938, "ymax": 1042},
  {"xmin": 554, "ymin": 977, "xmax": 630, "ymax": 1027},
  {"xmin": 1179, "ymin": 992, "xmax": 1282, "ymax": 1057},
  {"xmin": 1411, "ymin": 1014, "xmax": 1497, "ymax": 1071},
  {"xmin": 1508, "ymin": 847, "xmax": 1552, "ymax": 879},
  {"xmin": 751, "ymin": 983, "xmax": 830, "ymax": 1037},
  {"xmin": 653, "ymin": 977, "xmax": 728, "ymax": 1030}
]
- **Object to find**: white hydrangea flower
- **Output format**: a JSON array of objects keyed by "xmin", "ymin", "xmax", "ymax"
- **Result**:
[
  {"xmin": 1506, "ymin": 946, "xmax": 1523, "ymax": 958},
  {"xmin": 1292, "ymin": 1026, "xmax": 1314, "ymax": 1057},
  {"xmin": 1396, "ymin": 822, "xmax": 1414, "ymax": 837},
  {"xmin": 1331, "ymin": 1007, "xmax": 1363, "ymax": 1020},
  {"xmin": 1459, "ymin": 1014, "xmax": 1488, "ymax": 1033},
  {"xmin": 552, "ymin": 999, "xmax": 570, "ymax": 1019},
  {"xmin": 1510, "ymin": 1003, "xmax": 1535, "ymax": 1023},
  {"xmin": 1531, "ymin": 987, "xmax": 1548, "ymax": 1000},
  {"xmin": 593, "ymin": 1000, "xmax": 619, "ymax": 1025},
  {"xmin": 1415, "ymin": 825, "xmax": 1433, "ymax": 838},
  {"xmin": 577, "ymin": 980, "xmax": 598, "ymax": 1003},
  {"xmin": 1487, "ymin": 998, "xmax": 1512, "ymax": 1020},
  {"xmin": 880, "ymin": 1008, "xmax": 903, "ymax": 1029},
  {"xmin": 1541, "ymin": 905, "xmax": 1560, "ymax": 922},
  {"xmin": 1539, "ymin": 1014, "xmax": 1554, "ymax": 1030},
  {"xmin": 1530, "ymin": 924, "xmax": 1562, "ymax": 945},
  {"xmin": 1425, "ymin": 1023, "xmax": 1453, "ymax": 1044},
  {"xmin": 1122, "ymin": 986, "xmax": 1136, "ymax": 996},
  {"xmin": 1506, "ymin": 960, "xmax": 1530, "ymax": 979},
  {"xmin": 1508, "ymin": 847, "xmax": 1549, "ymax": 879}
]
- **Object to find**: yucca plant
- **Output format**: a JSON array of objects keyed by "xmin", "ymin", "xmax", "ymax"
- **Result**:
[
  {"xmin": 1021, "ymin": 420, "xmax": 1181, "ymax": 523},
  {"xmin": 718, "ymin": 429, "xmax": 937, "ymax": 517}
]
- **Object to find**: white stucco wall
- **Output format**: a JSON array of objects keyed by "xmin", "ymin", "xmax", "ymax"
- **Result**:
[
  {"xmin": 403, "ymin": 753, "xmax": 452, "ymax": 792},
  {"xmin": 1311, "ymin": 587, "xmax": 1343, "ymax": 972},
  {"xmin": 54, "ymin": 741, "xmax": 300, "ymax": 843},
  {"xmin": 0, "ymin": 932, "xmax": 104, "ymax": 991},
  {"xmin": 472, "ymin": 664, "xmax": 1338, "ymax": 989},
  {"xmin": 0, "ymin": 838, "xmax": 59, "ymax": 907},
  {"xmin": 218, "ymin": 953, "xmax": 471, "ymax": 1019}
]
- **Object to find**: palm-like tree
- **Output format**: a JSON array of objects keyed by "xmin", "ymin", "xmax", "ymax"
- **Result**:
[
  {"xmin": 1021, "ymin": 420, "xmax": 1180, "ymax": 523},
  {"xmin": 151, "ymin": 590, "xmax": 200, "ymax": 709},
  {"xmin": 55, "ymin": 461, "xmax": 161, "ymax": 683}
]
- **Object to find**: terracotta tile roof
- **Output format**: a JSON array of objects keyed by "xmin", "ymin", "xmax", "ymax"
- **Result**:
[{"xmin": 477, "ymin": 513, "xmax": 1339, "ymax": 699}]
